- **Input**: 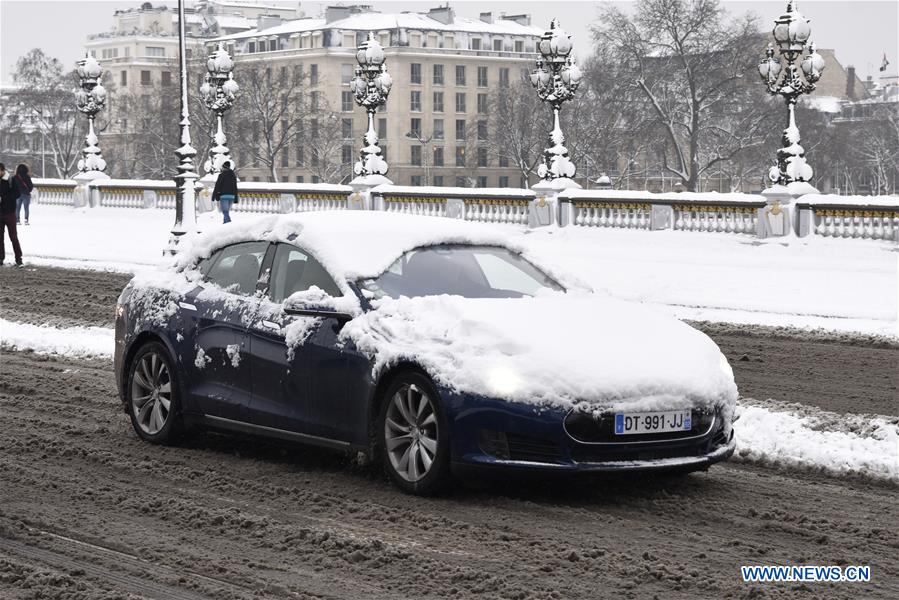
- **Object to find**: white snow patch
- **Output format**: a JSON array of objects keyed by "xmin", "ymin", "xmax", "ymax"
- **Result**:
[
  {"xmin": 284, "ymin": 318, "xmax": 321, "ymax": 361},
  {"xmin": 734, "ymin": 401, "xmax": 899, "ymax": 482},
  {"xmin": 0, "ymin": 318, "xmax": 112, "ymax": 358},
  {"xmin": 226, "ymin": 344, "xmax": 241, "ymax": 368},
  {"xmin": 195, "ymin": 347, "xmax": 211, "ymax": 369}
]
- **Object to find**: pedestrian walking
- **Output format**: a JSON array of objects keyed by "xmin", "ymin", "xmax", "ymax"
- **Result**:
[
  {"xmin": 0, "ymin": 163, "xmax": 24, "ymax": 268},
  {"xmin": 211, "ymin": 161, "xmax": 238, "ymax": 224},
  {"xmin": 14, "ymin": 163, "xmax": 34, "ymax": 225}
]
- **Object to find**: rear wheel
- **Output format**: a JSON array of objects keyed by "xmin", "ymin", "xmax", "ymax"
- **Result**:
[
  {"xmin": 127, "ymin": 342, "xmax": 183, "ymax": 444},
  {"xmin": 378, "ymin": 372, "xmax": 450, "ymax": 495}
]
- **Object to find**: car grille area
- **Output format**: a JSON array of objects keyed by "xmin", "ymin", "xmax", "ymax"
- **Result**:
[
  {"xmin": 564, "ymin": 409, "xmax": 716, "ymax": 444},
  {"xmin": 479, "ymin": 430, "xmax": 560, "ymax": 463}
]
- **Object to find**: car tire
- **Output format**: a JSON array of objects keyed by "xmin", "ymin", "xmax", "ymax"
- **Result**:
[
  {"xmin": 126, "ymin": 341, "xmax": 184, "ymax": 445},
  {"xmin": 378, "ymin": 371, "xmax": 451, "ymax": 495}
]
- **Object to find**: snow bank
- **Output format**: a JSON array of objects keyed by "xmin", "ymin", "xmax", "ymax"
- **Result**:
[
  {"xmin": 0, "ymin": 318, "xmax": 112, "ymax": 358},
  {"xmin": 797, "ymin": 193, "xmax": 899, "ymax": 208},
  {"xmin": 341, "ymin": 293, "xmax": 738, "ymax": 412},
  {"xmin": 734, "ymin": 401, "xmax": 899, "ymax": 482}
]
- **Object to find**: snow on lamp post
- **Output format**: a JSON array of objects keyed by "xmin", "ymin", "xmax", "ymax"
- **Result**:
[
  {"xmin": 350, "ymin": 32, "xmax": 392, "ymax": 184},
  {"xmin": 200, "ymin": 42, "xmax": 238, "ymax": 175},
  {"xmin": 74, "ymin": 53, "xmax": 107, "ymax": 174},
  {"xmin": 530, "ymin": 19, "xmax": 582, "ymax": 183},
  {"xmin": 168, "ymin": 0, "xmax": 199, "ymax": 251},
  {"xmin": 758, "ymin": 0, "xmax": 825, "ymax": 188}
]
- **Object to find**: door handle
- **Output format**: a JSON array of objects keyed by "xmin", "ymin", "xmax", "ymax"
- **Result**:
[
  {"xmin": 260, "ymin": 320, "xmax": 281, "ymax": 331},
  {"xmin": 179, "ymin": 302, "xmax": 197, "ymax": 311}
]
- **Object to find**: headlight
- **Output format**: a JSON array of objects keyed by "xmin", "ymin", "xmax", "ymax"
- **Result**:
[
  {"xmin": 487, "ymin": 366, "xmax": 521, "ymax": 396},
  {"xmin": 115, "ymin": 304, "xmax": 125, "ymax": 318}
]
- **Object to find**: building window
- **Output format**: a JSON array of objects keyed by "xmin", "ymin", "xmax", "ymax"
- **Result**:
[
  {"xmin": 433, "ymin": 91, "xmax": 444, "ymax": 113},
  {"xmin": 411, "ymin": 63, "xmax": 422, "ymax": 84},
  {"xmin": 493, "ymin": 39, "xmax": 503, "ymax": 52},
  {"xmin": 161, "ymin": 71, "xmax": 172, "ymax": 86},
  {"xmin": 411, "ymin": 175, "xmax": 422, "ymax": 186},
  {"xmin": 433, "ymin": 146, "xmax": 444, "ymax": 166},
  {"xmin": 252, "ymin": 176, "xmax": 260, "ymax": 182},
  {"xmin": 434, "ymin": 175, "xmax": 444, "ymax": 186},
  {"xmin": 296, "ymin": 175, "xmax": 305, "ymax": 183},
  {"xmin": 341, "ymin": 63, "xmax": 353, "ymax": 84},
  {"xmin": 455, "ymin": 65, "xmax": 465, "ymax": 86},
  {"xmin": 499, "ymin": 68, "xmax": 509, "ymax": 87},
  {"xmin": 342, "ymin": 145, "xmax": 353, "ymax": 165},
  {"xmin": 341, "ymin": 91, "xmax": 353, "ymax": 112},
  {"xmin": 120, "ymin": 71, "xmax": 127, "ymax": 86},
  {"xmin": 281, "ymin": 150, "xmax": 289, "ymax": 167},
  {"xmin": 433, "ymin": 64, "xmax": 444, "ymax": 85},
  {"xmin": 477, "ymin": 147, "xmax": 488, "ymax": 167},
  {"xmin": 455, "ymin": 119, "xmax": 466, "ymax": 140},
  {"xmin": 514, "ymin": 40, "xmax": 523, "ymax": 53},
  {"xmin": 310, "ymin": 64, "xmax": 319, "ymax": 85},
  {"xmin": 455, "ymin": 92, "xmax": 466, "ymax": 113},
  {"xmin": 477, "ymin": 120, "xmax": 487, "ymax": 141},
  {"xmin": 312, "ymin": 175, "xmax": 321, "ymax": 183},
  {"xmin": 146, "ymin": 46, "xmax": 165, "ymax": 57},
  {"xmin": 433, "ymin": 118, "xmax": 444, "ymax": 140},
  {"xmin": 499, "ymin": 176, "xmax": 509, "ymax": 187},
  {"xmin": 410, "ymin": 91, "xmax": 421, "ymax": 112},
  {"xmin": 477, "ymin": 93, "xmax": 488, "ymax": 114},
  {"xmin": 140, "ymin": 70, "xmax": 151, "ymax": 85},
  {"xmin": 410, "ymin": 118, "xmax": 421, "ymax": 137},
  {"xmin": 455, "ymin": 146, "xmax": 465, "ymax": 166},
  {"xmin": 296, "ymin": 145, "xmax": 304, "ymax": 166},
  {"xmin": 311, "ymin": 91, "xmax": 320, "ymax": 111},
  {"xmin": 455, "ymin": 176, "xmax": 467, "ymax": 187},
  {"xmin": 477, "ymin": 175, "xmax": 488, "ymax": 187},
  {"xmin": 342, "ymin": 118, "xmax": 353, "ymax": 139},
  {"xmin": 477, "ymin": 67, "xmax": 488, "ymax": 87},
  {"xmin": 381, "ymin": 145, "xmax": 387, "ymax": 161},
  {"xmin": 269, "ymin": 39, "xmax": 278, "ymax": 52},
  {"xmin": 411, "ymin": 145, "xmax": 422, "ymax": 166},
  {"xmin": 378, "ymin": 118, "xmax": 387, "ymax": 139},
  {"xmin": 499, "ymin": 154, "xmax": 509, "ymax": 168},
  {"xmin": 471, "ymin": 38, "xmax": 481, "ymax": 50},
  {"xmin": 248, "ymin": 41, "xmax": 256, "ymax": 53}
]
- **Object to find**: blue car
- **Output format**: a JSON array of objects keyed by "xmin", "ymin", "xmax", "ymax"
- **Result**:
[{"xmin": 115, "ymin": 212, "xmax": 737, "ymax": 494}]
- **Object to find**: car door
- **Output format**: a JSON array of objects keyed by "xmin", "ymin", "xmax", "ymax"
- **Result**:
[
  {"xmin": 246, "ymin": 242, "xmax": 360, "ymax": 442},
  {"xmin": 181, "ymin": 241, "xmax": 271, "ymax": 422}
]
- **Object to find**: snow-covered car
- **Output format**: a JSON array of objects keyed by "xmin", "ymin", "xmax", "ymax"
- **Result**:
[{"xmin": 114, "ymin": 212, "xmax": 737, "ymax": 494}]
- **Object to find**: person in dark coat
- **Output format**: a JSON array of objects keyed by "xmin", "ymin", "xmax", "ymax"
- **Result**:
[
  {"xmin": 211, "ymin": 161, "xmax": 238, "ymax": 224},
  {"xmin": 0, "ymin": 162, "xmax": 24, "ymax": 267},
  {"xmin": 15, "ymin": 163, "xmax": 34, "ymax": 225}
]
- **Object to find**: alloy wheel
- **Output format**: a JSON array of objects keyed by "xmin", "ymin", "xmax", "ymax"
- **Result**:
[
  {"xmin": 384, "ymin": 383, "xmax": 439, "ymax": 482},
  {"xmin": 131, "ymin": 351, "xmax": 172, "ymax": 435}
]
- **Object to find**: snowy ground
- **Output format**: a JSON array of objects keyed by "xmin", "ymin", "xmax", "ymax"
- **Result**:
[{"xmin": 8, "ymin": 205, "xmax": 897, "ymax": 337}]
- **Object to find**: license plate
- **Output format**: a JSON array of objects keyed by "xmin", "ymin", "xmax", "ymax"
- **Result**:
[{"xmin": 614, "ymin": 410, "xmax": 692, "ymax": 435}]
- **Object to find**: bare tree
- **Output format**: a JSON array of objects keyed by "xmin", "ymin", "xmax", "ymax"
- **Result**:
[
  {"xmin": 9, "ymin": 49, "xmax": 83, "ymax": 178},
  {"xmin": 594, "ymin": 0, "xmax": 769, "ymax": 191},
  {"xmin": 302, "ymin": 110, "xmax": 349, "ymax": 184},
  {"xmin": 486, "ymin": 79, "xmax": 549, "ymax": 186}
]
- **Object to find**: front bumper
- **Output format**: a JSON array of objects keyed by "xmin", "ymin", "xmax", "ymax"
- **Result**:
[{"xmin": 445, "ymin": 392, "xmax": 735, "ymax": 473}]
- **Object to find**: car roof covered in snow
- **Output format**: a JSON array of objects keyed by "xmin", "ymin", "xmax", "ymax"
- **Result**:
[{"xmin": 174, "ymin": 211, "xmax": 524, "ymax": 281}]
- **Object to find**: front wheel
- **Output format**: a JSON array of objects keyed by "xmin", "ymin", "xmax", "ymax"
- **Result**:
[
  {"xmin": 378, "ymin": 372, "xmax": 451, "ymax": 495},
  {"xmin": 126, "ymin": 342, "xmax": 183, "ymax": 444}
]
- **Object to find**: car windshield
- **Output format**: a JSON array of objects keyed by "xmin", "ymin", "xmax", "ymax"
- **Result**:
[{"xmin": 358, "ymin": 245, "xmax": 564, "ymax": 299}]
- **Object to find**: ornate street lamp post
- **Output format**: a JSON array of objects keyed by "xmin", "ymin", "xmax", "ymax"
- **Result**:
[
  {"xmin": 74, "ymin": 53, "xmax": 108, "ymax": 174},
  {"xmin": 530, "ymin": 19, "xmax": 582, "ymax": 183},
  {"xmin": 350, "ymin": 32, "xmax": 392, "ymax": 183},
  {"xmin": 758, "ymin": 0, "xmax": 825, "ymax": 187},
  {"xmin": 169, "ymin": 0, "xmax": 199, "ymax": 250},
  {"xmin": 199, "ymin": 42, "xmax": 238, "ymax": 175}
]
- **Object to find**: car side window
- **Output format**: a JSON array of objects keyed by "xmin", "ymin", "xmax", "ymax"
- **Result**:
[
  {"xmin": 269, "ymin": 243, "xmax": 341, "ymax": 302},
  {"xmin": 203, "ymin": 241, "xmax": 269, "ymax": 296}
]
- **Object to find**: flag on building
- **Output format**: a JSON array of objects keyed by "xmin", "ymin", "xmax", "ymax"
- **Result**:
[{"xmin": 880, "ymin": 52, "xmax": 890, "ymax": 72}]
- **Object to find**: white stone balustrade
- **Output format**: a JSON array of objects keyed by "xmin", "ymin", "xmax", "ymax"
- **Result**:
[
  {"xmin": 32, "ymin": 179, "xmax": 77, "ymax": 206},
  {"xmin": 27, "ymin": 177, "xmax": 898, "ymax": 242}
]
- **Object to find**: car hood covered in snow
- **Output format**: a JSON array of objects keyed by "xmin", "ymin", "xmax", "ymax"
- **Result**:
[{"xmin": 342, "ymin": 293, "xmax": 738, "ymax": 413}]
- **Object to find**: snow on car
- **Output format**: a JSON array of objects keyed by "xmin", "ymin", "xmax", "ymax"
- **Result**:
[{"xmin": 114, "ymin": 212, "xmax": 738, "ymax": 494}]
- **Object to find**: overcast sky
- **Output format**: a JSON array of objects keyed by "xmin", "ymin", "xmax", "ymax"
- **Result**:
[{"xmin": 1, "ymin": 0, "xmax": 896, "ymax": 84}]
